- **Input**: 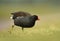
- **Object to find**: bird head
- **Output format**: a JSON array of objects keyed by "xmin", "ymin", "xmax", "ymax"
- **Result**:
[{"xmin": 32, "ymin": 15, "xmax": 40, "ymax": 21}]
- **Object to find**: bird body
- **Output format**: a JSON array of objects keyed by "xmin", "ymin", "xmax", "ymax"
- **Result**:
[
  {"xmin": 10, "ymin": 11, "xmax": 39, "ymax": 31},
  {"xmin": 14, "ymin": 16, "xmax": 36, "ymax": 28}
]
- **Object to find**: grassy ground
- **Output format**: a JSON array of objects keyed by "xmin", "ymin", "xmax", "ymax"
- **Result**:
[{"xmin": 0, "ymin": 4, "xmax": 60, "ymax": 41}]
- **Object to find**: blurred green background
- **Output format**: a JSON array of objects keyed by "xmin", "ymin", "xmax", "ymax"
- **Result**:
[{"xmin": 0, "ymin": 0, "xmax": 60, "ymax": 41}]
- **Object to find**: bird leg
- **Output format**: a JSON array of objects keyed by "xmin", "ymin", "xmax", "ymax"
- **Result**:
[
  {"xmin": 22, "ymin": 27, "xmax": 24, "ymax": 31},
  {"xmin": 12, "ymin": 25, "xmax": 14, "ymax": 30},
  {"xmin": 9, "ymin": 25, "xmax": 14, "ymax": 34}
]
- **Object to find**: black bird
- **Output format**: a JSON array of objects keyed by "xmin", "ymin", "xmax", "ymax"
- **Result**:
[
  {"xmin": 14, "ymin": 15, "xmax": 39, "ymax": 30},
  {"xmin": 10, "ymin": 11, "xmax": 40, "ymax": 31}
]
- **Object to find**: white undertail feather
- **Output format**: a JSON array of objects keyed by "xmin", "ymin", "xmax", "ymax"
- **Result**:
[{"xmin": 10, "ymin": 16, "xmax": 13, "ymax": 19}]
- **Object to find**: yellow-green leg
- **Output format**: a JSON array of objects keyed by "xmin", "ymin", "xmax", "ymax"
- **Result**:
[{"xmin": 8, "ymin": 25, "xmax": 14, "ymax": 34}]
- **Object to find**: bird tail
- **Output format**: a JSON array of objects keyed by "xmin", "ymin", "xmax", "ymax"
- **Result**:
[{"xmin": 10, "ymin": 15, "xmax": 13, "ymax": 19}]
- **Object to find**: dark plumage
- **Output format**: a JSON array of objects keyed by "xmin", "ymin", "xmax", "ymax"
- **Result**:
[
  {"xmin": 11, "ymin": 11, "xmax": 31, "ymax": 19},
  {"xmin": 10, "ymin": 11, "xmax": 39, "ymax": 31},
  {"xmin": 14, "ymin": 15, "xmax": 39, "ymax": 30}
]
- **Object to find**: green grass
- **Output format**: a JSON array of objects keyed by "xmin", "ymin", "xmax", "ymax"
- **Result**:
[{"xmin": 0, "ymin": 20, "xmax": 60, "ymax": 41}]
